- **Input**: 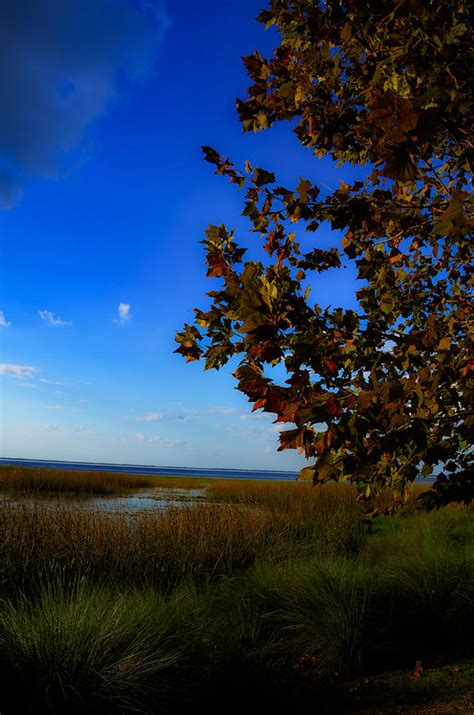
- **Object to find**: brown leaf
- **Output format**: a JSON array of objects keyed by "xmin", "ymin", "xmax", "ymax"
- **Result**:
[{"xmin": 410, "ymin": 661, "xmax": 424, "ymax": 680}]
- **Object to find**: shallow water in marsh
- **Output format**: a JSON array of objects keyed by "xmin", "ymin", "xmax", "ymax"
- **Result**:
[{"xmin": 0, "ymin": 486, "xmax": 208, "ymax": 514}]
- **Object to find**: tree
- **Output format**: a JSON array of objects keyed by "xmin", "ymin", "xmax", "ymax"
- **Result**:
[{"xmin": 175, "ymin": 0, "xmax": 473, "ymax": 511}]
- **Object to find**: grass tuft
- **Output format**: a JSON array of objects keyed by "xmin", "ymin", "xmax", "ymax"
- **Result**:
[{"xmin": 0, "ymin": 575, "xmax": 199, "ymax": 713}]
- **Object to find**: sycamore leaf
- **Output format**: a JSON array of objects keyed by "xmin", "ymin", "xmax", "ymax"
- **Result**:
[{"xmin": 177, "ymin": 0, "xmax": 473, "ymax": 512}]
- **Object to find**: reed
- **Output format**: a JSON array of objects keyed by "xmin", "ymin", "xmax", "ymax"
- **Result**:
[
  {"xmin": 0, "ymin": 471, "xmax": 472, "ymax": 713},
  {"xmin": 0, "ymin": 465, "xmax": 159, "ymax": 495},
  {"xmin": 0, "ymin": 494, "xmax": 366, "ymax": 595}
]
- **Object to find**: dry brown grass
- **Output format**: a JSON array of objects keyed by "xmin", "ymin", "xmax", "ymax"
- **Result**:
[
  {"xmin": 207, "ymin": 478, "xmax": 355, "ymax": 508},
  {"xmin": 0, "ymin": 503, "xmax": 286, "ymax": 590},
  {"xmin": 0, "ymin": 468, "xmax": 460, "ymax": 597},
  {"xmin": 0, "ymin": 482, "xmax": 367, "ymax": 594},
  {"xmin": 0, "ymin": 465, "xmax": 159, "ymax": 495}
]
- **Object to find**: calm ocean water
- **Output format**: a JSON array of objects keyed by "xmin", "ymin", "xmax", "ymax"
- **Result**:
[{"xmin": 0, "ymin": 457, "xmax": 298, "ymax": 481}]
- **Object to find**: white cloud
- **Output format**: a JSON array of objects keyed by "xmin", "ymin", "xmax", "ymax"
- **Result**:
[
  {"xmin": 135, "ymin": 432, "xmax": 184, "ymax": 448},
  {"xmin": 180, "ymin": 406, "xmax": 241, "ymax": 418},
  {"xmin": 42, "ymin": 424, "xmax": 66, "ymax": 433},
  {"xmin": 38, "ymin": 309, "xmax": 72, "ymax": 327},
  {"xmin": 136, "ymin": 411, "xmax": 189, "ymax": 423},
  {"xmin": 139, "ymin": 412, "xmax": 164, "ymax": 422},
  {"xmin": 240, "ymin": 412, "xmax": 273, "ymax": 421},
  {"xmin": 223, "ymin": 424, "xmax": 270, "ymax": 441},
  {"xmin": 115, "ymin": 302, "xmax": 131, "ymax": 324},
  {"xmin": 0, "ymin": 363, "xmax": 37, "ymax": 379},
  {"xmin": 135, "ymin": 405, "xmax": 252, "ymax": 423},
  {"xmin": 0, "ymin": 311, "xmax": 11, "ymax": 328},
  {"xmin": 147, "ymin": 436, "xmax": 186, "ymax": 447},
  {"xmin": 208, "ymin": 406, "xmax": 240, "ymax": 415},
  {"xmin": 39, "ymin": 378, "xmax": 64, "ymax": 385},
  {"xmin": 42, "ymin": 423, "xmax": 88, "ymax": 434}
]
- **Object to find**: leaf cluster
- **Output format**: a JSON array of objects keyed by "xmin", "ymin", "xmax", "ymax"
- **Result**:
[{"xmin": 175, "ymin": 0, "xmax": 473, "ymax": 510}]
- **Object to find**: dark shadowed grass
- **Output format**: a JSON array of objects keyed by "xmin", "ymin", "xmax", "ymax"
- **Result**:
[
  {"xmin": 0, "ymin": 574, "xmax": 204, "ymax": 714},
  {"xmin": 361, "ymin": 509, "xmax": 474, "ymax": 666},
  {"xmin": 196, "ymin": 508, "xmax": 474, "ymax": 682},
  {"xmin": 202, "ymin": 556, "xmax": 370, "ymax": 680},
  {"xmin": 0, "ymin": 534, "xmax": 472, "ymax": 714}
]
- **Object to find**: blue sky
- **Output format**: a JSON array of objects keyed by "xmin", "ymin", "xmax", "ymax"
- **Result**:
[{"xmin": 0, "ymin": 0, "xmax": 362, "ymax": 469}]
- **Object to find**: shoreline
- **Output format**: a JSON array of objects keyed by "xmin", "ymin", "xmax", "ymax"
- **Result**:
[{"xmin": 0, "ymin": 457, "xmax": 299, "ymax": 481}]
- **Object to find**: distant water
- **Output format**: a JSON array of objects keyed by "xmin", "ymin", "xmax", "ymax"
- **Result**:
[{"xmin": 0, "ymin": 457, "xmax": 299, "ymax": 481}]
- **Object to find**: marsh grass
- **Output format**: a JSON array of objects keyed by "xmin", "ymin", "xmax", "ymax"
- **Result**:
[
  {"xmin": 0, "ymin": 466, "xmax": 159, "ymax": 495},
  {"xmin": 361, "ymin": 509, "xmax": 474, "ymax": 664},
  {"xmin": 0, "ymin": 494, "xmax": 366, "ymax": 595},
  {"xmin": 0, "ymin": 469, "xmax": 472, "ymax": 712},
  {"xmin": 0, "ymin": 574, "xmax": 202, "ymax": 713},
  {"xmin": 261, "ymin": 557, "xmax": 370, "ymax": 677},
  {"xmin": 0, "ymin": 478, "xmax": 371, "ymax": 596},
  {"xmin": 203, "ymin": 556, "xmax": 370, "ymax": 680}
]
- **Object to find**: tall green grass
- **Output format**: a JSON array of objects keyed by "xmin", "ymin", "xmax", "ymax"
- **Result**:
[
  {"xmin": 196, "ymin": 508, "xmax": 474, "ymax": 682},
  {"xmin": 203, "ymin": 556, "xmax": 370, "ymax": 680},
  {"xmin": 361, "ymin": 509, "xmax": 474, "ymax": 665},
  {"xmin": 0, "ymin": 575, "xmax": 203, "ymax": 713}
]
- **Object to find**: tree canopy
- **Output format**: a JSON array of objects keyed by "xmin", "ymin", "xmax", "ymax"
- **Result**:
[{"xmin": 175, "ymin": 0, "xmax": 473, "ymax": 511}]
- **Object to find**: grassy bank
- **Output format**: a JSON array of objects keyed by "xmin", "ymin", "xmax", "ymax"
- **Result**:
[
  {"xmin": 0, "ymin": 483, "xmax": 366, "ymax": 592},
  {"xmin": 0, "ymin": 465, "xmax": 159, "ymax": 495},
  {"xmin": 0, "ymin": 468, "xmax": 472, "ymax": 713}
]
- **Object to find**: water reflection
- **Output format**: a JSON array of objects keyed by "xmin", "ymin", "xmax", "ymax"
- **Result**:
[{"xmin": 0, "ymin": 486, "xmax": 207, "ymax": 514}]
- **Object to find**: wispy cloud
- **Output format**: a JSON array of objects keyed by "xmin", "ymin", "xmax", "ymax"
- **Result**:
[
  {"xmin": 38, "ymin": 309, "xmax": 72, "ymax": 327},
  {"xmin": 181, "ymin": 406, "xmax": 241, "ymax": 418},
  {"xmin": 267, "ymin": 424, "xmax": 283, "ymax": 433},
  {"xmin": 42, "ymin": 424, "xmax": 88, "ymax": 434},
  {"xmin": 148, "ymin": 436, "xmax": 186, "ymax": 447},
  {"xmin": 135, "ymin": 432, "xmax": 185, "ymax": 448},
  {"xmin": 240, "ymin": 412, "xmax": 273, "ymax": 421},
  {"xmin": 0, "ymin": 363, "xmax": 37, "ymax": 379},
  {"xmin": 136, "ymin": 411, "xmax": 189, "ymax": 425},
  {"xmin": 115, "ymin": 302, "xmax": 131, "ymax": 324},
  {"xmin": 134, "ymin": 405, "xmax": 257, "ymax": 425},
  {"xmin": 0, "ymin": 311, "xmax": 11, "ymax": 328},
  {"xmin": 0, "ymin": 0, "xmax": 170, "ymax": 208},
  {"xmin": 39, "ymin": 378, "xmax": 64, "ymax": 386},
  {"xmin": 41, "ymin": 424, "xmax": 67, "ymax": 433},
  {"xmin": 208, "ymin": 406, "xmax": 240, "ymax": 415},
  {"xmin": 138, "ymin": 412, "xmax": 164, "ymax": 422},
  {"xmin": 223, "ymin": 424, "xmax": 269, "ymax": 440}
]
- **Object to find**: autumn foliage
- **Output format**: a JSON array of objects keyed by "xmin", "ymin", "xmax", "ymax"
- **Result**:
[{"xmin": 176, "ymin": 0, "xmax": 473, "ymax": 510}]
